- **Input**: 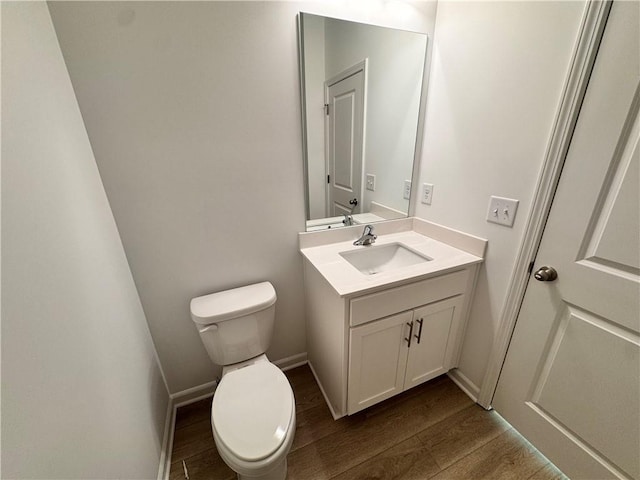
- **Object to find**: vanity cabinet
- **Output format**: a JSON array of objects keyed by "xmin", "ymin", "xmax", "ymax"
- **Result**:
[
  {"xmin": 348, "ymin": 295, "xmax": 464, "ymax": 414},
  {"xmin": 302, "ymin": 257, "xmax": 479, "ymax": 419},
  {"xmin": 300, "ymin": 221, "xmax": 486, "ymax": 419}
]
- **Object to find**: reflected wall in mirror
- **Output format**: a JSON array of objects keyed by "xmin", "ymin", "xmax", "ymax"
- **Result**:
[{"xmin": 299, "ymin": 13, "xmax": 428, "ymax": 231}]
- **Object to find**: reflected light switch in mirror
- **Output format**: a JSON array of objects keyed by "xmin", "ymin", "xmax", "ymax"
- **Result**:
[{"xmin": 366, "ymin": 174, "xmax": 376, "ymax": 191}]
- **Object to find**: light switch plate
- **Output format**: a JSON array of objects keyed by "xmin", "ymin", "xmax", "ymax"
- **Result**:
[
  {"xmin": 487, "ymin": 196, "xmax": 519, "ymax": 227},
  {"xmin": 422, "ymin": 183, "xmax": 434, "ymax": 205},
  {"xmin": 366, "ymin": 174, "xmax": 376, "ymax": 191},
  {"xmin": 403, "ymin": 180, "xmax": 411, "ymax": 200}
]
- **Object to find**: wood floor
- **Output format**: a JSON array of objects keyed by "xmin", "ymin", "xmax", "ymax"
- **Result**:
[{"xmin": 169, "ymin": 365, "xmax": 565, "ymax": 480}]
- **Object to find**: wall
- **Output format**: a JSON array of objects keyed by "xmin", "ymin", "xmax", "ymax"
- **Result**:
[
  {"xmin": 414, "ymin": 1, "xmax": 586, "ymax": 393},
  {"xmin": 49, "ymin": 1, "xmax": 437, "ymax": 394},
  {"xmin": 1, "ymin": 2, "xmax": 169, "ymax": 478}
]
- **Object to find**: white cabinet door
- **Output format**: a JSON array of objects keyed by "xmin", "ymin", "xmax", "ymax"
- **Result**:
[
  {"xmin": 348, "ymin": 310, "xmax": 412, "ymax": 414},
  {"xmin": 404, "ymin": 296, "xmax": 463, "ymax": 390}
]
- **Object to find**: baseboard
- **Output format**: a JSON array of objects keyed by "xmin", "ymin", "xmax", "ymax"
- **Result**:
[
  {"xmin": 273, "ymin": 352, "xmax": 308, "ymax": 371},
  {"xmin": 157, "ymin": 399, "xmax": 176, "ymax": 480},
  {"xmin": 171, "ymin": 380, "xmax": 218, "ymax": 408},
  {"xmin": 447, "ymin": 368, "xmax": 481, "ymax": 404},
  {"xmin": 156, "ymin": 381, "xmax": 218, "ymax": 480}
]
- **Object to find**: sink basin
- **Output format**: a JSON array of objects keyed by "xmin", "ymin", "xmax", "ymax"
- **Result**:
[{"xmin": 340, "ymin": 243, "xmax": 432, "ymax": 275}]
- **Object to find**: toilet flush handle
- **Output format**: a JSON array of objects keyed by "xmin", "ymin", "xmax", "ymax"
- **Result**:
[{"xmin": 199, "ymin": 324, "xmax": 218, "ymax": 334}]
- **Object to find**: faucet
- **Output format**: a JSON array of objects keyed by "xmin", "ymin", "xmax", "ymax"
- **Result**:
[
  {"xmin": 343, "ymin": 198, "xmax": 358, "ymax": 226},
  {"xmin": 353, "ymin": 225, "xmax": 377, "ymax": 246}
]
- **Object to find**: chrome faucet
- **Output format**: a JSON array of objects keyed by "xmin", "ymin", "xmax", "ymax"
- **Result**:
[
  {"xmin": 343, "ymin": 198, "xmax": 358, "ymax": 226},
  {"xmin": 353, "ymin": 225, "xmax": 377, "ymax": 246}
]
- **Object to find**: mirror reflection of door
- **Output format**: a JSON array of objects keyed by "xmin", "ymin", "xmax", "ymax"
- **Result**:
[
  {"xmin": 298, "ymin": 13, "xmax": 429, "ymax": 228},
  {"xmin": 326, "ymin": 63, "xmax": 365, "ymax": 217}
]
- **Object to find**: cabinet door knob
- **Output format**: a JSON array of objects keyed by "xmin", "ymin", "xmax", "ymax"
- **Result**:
[
  {"xmin": 404, "ymin": 321, "xmax": 414, "ymax": 347},
  {"xmin": 414, "ymin": 318, "xmax": 424, "ymax": 344}
]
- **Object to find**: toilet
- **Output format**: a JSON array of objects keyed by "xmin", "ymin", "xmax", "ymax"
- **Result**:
[{"xmin": 190, "ymin": 282, "xmax": 296, "ymax": 480}]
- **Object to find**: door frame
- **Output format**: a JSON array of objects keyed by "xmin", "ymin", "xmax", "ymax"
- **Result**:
[
  {"xmin": 477, "ymin": 0, "xmax": 613, "ymax": 409},
  {"xmin": 324, "ymin": 59, "xmax": 368, "ymax": 217}
]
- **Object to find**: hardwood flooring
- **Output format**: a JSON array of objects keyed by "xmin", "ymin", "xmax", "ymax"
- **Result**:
[{"xmin": 169, "ymin": 365, "xmax": 565, "ymax": 480}]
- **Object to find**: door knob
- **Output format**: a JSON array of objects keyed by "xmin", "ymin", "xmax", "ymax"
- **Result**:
[{"xmin": 534, "ymin": 266, "xmax": 558, "ymax": 282}]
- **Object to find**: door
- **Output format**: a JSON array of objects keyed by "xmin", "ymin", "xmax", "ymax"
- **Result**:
[
  {"xmin": 348, "ymin": 311, "xmax": 412, "ymax": 414},
  {"xmin": 404, "ymin": 296, "xmax": 463, "ymax": 390},
  {"xmin": 326, "ymin": 65, "xmax": 365, "ymax": 217},
  {"xmin": 493, "ymin": 3, "xmax": 640, "ymax": 479}
]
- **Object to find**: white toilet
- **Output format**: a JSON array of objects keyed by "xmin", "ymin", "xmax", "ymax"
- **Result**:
[{"xmin": 190, "ymin": 282, "xmax": 296, "ymax": 480}]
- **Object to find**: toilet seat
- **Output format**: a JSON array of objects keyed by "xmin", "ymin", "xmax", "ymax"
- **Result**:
[{"xmin": 212, "ymin": 361, "xmax": 294, "ymax": 462}]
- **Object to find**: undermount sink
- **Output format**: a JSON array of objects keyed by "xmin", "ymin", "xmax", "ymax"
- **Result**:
[{"xmin": 340, "ymin": 243, "xmax": 432, "ymax": 275}]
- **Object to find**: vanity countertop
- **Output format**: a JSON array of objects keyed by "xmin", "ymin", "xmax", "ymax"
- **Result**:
[{"xmin": 300, "ymin": 219, "xmax": 486, "ymax": 297}]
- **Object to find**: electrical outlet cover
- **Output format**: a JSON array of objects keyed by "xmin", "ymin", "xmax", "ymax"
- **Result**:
[
  {"xmin": 366, "ymin": 174, "xmax": 376, "ymax": 191},
  {"xmin": 403, "ymin": 180, "xmax": 411, "ymax": 200},
  {"xmin": 422, "ymin": 183, "xmax": 434, "ymax": 205},
  {"xmin": 487, "ymin": 196, "xmax": 519, "ymax": 227}
]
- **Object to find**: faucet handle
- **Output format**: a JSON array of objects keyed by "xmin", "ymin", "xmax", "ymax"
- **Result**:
[{"xmin": 353, "ymin": 224, "xmax": 377, "ymax": 246}]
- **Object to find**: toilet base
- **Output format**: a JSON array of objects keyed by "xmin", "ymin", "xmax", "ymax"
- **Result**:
[{"xmin": 237, "ymin": 459, "xmax": 286, "ymax": 480}]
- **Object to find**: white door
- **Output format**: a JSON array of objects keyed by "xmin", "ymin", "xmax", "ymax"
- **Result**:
[
  {"xmin": 348, "ymin": 310, "xmax": 412, "ymax": 414},
  {"xmin": 493, "ymin": 3, "xmax": 640, "ymax": 479},
  {"xmin": 326, "ymin": 67, "xmax": 365, "ymax": 217},
  {"xmin": 404, "ymin": 296, "xmax": 462, "ymax": 390}
]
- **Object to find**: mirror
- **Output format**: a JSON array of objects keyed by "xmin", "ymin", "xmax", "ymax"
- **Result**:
[{"xmin": 298, "ymin": 13, "xmax": 428, "ymax": 231}]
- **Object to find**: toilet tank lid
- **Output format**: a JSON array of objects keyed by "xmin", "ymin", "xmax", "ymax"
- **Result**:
[{"xmin": 190, "ymin": 281, "xmax": 276, "ymax": 325}]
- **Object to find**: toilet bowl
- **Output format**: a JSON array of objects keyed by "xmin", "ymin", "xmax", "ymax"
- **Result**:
[
  {"xmin": 212, "ymin": 358, "xmax": 295, "ymax": 479},
  {"xmin": 190, "ymin": 282, "xmax": 296, "ymax": 480}
]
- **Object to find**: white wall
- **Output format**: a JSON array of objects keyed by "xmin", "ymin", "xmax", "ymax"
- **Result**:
[
  {"xmin": 1, "ymin": 2, "xmax": 169, "ymax": 478},
  {"xmin": 31, "ymin": 0, "xmax": 587, "ymax": 407},
  {"xmin": 48, "ymin": 1, "xmax": 437, "ymax": 394},
  {"xmin": 414, "ymin": 1, "xmax": 586, "ymax": 392}
]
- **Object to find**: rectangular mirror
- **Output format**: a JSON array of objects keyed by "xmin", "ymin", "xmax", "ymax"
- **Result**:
[{"xmin": 298, "ymin": 13, "xmax": 429, "ymax": 231}]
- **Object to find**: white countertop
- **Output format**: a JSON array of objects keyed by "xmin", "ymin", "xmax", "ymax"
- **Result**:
[{"xmin": 300, "ymin": 229, "xmax": 484, "ymax": 297}]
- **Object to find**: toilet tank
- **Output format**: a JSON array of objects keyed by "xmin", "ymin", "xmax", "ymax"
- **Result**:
[{"xmin": 190, "ymin": 282, "xmax": 277, "ymax": 366}]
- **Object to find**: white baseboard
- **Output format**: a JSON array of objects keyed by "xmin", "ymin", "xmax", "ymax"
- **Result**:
[
  {"xmin": 157, "ymin": 400, "xmax": 176, "ymax": 480},
  {"xmin": 171, "ymin": 380, "xmax": 218, "ymax": 408},
  {"xmin": 447, "ymin": 368, "xmax": 481, "ymax": 404},
  {"xmin": 157, "ymin": 381, "xmax": 218, "ymax": 480},
  {"xmin": 157, "ymin": 352, "xmax": 308, "ymax": 479},
  {"xmin": 273, "ymin": 352, "xmax": 308, "ymax": 371}
]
